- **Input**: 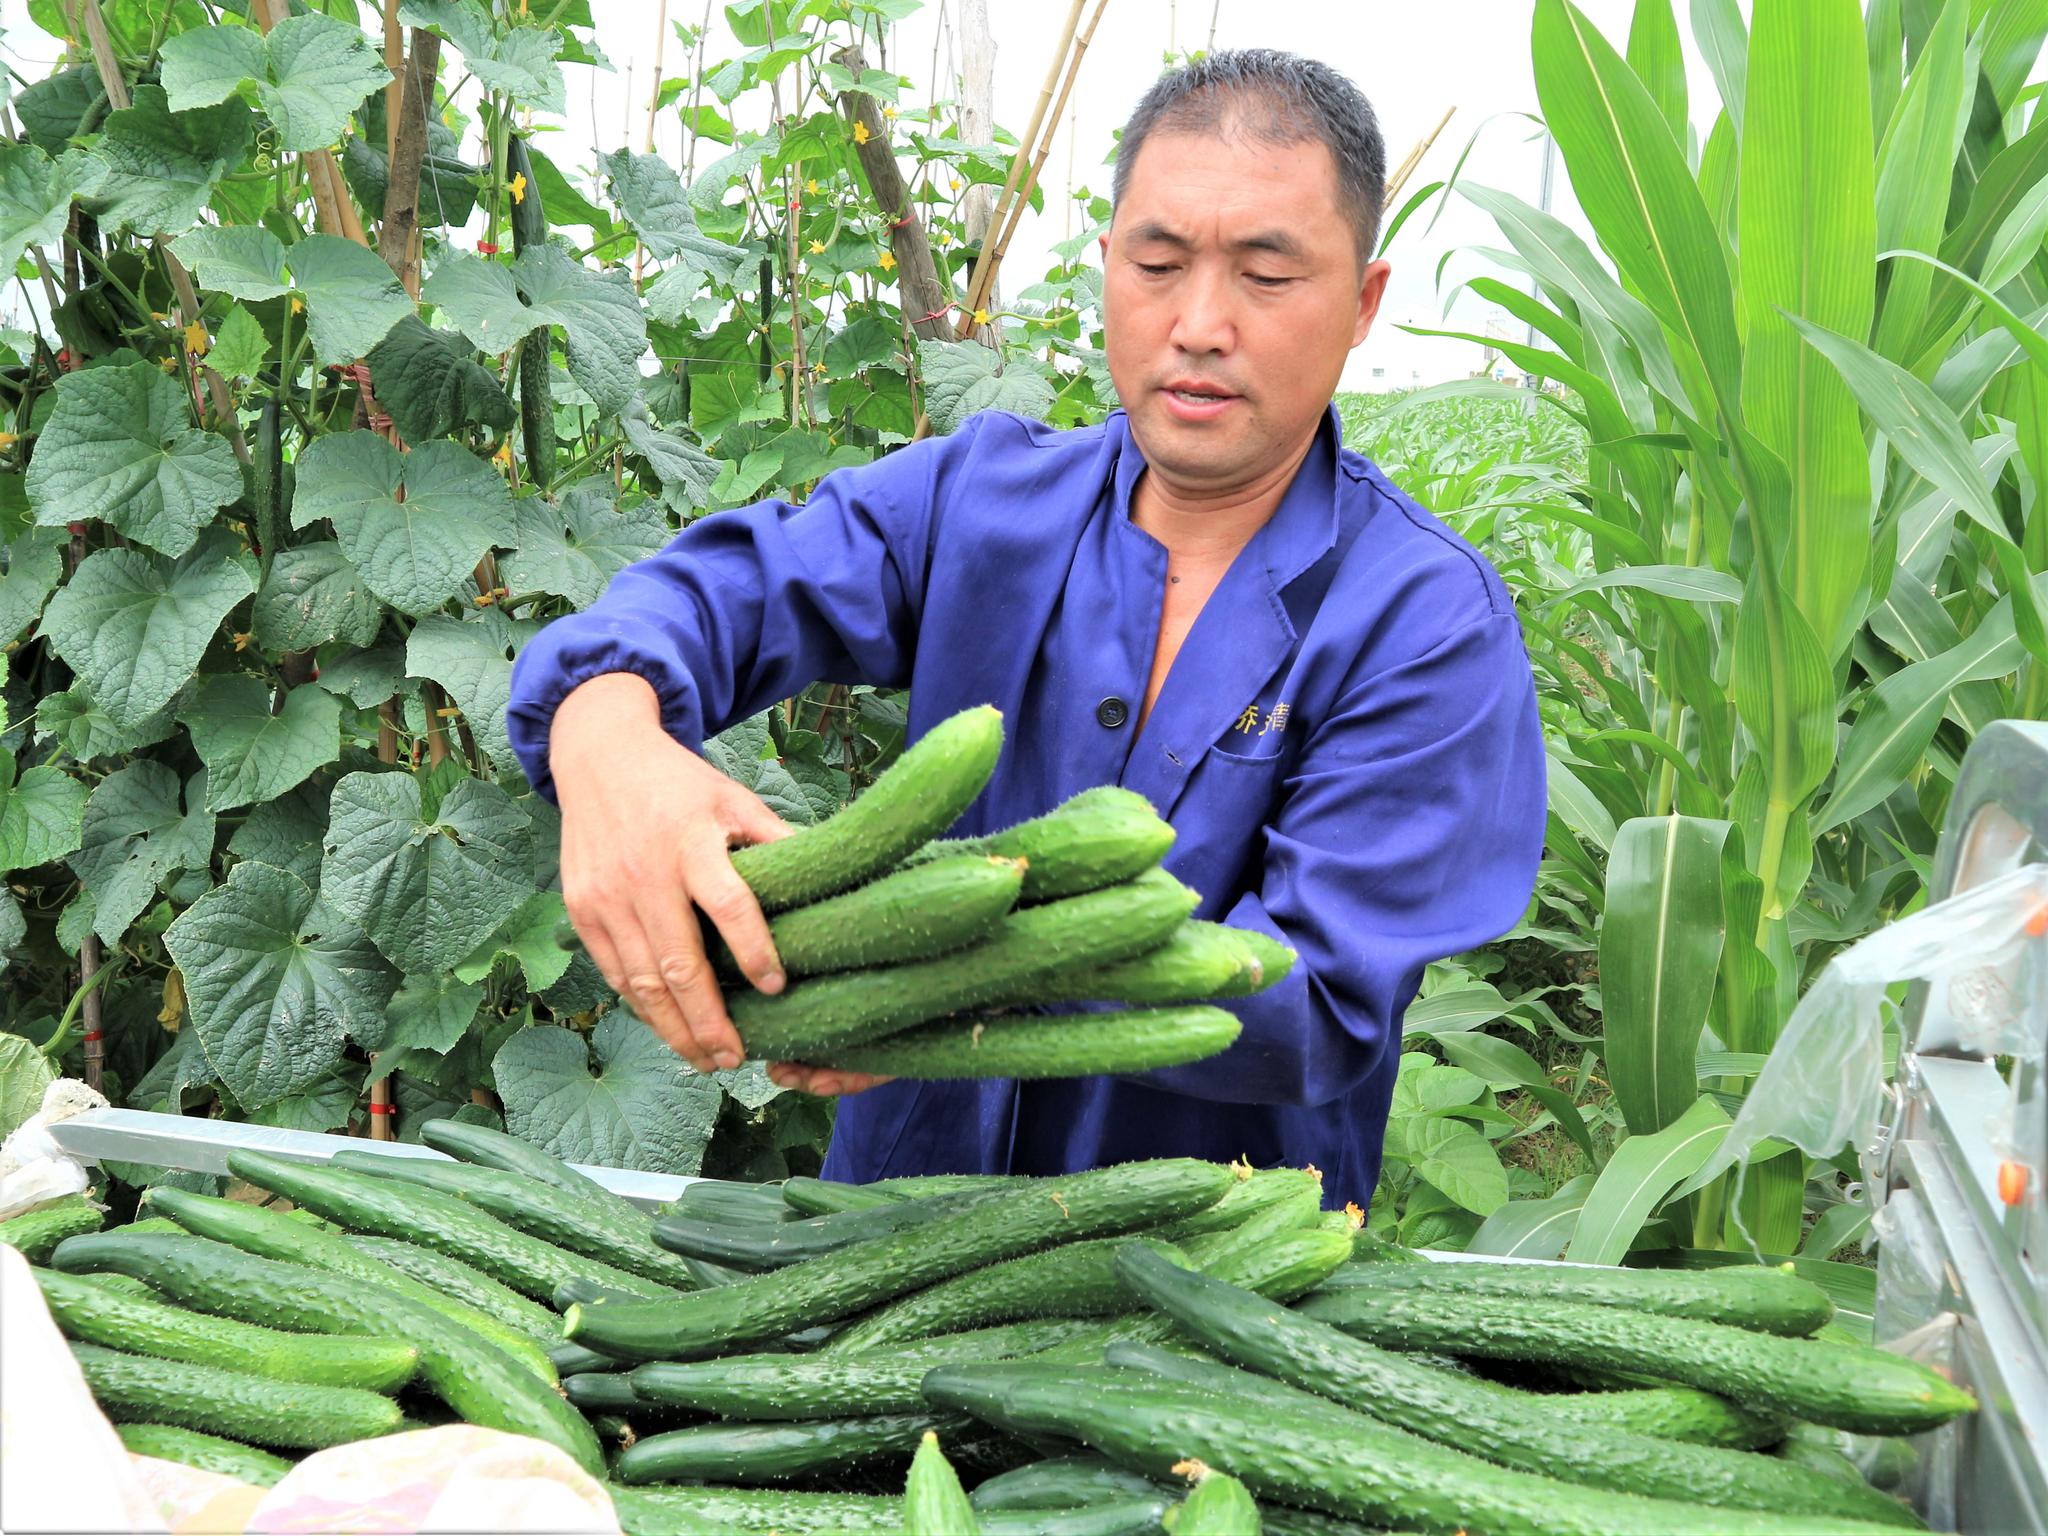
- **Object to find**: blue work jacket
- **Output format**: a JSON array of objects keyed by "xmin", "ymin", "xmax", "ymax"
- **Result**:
[{"xmin": 506, "ymin": 402, "xmax": 1546, "ymax": 1209}]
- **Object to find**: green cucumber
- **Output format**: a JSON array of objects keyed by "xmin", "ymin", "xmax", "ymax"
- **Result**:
[
  {"xmin": 1297, "ymin": 1286, "xmax": 1977, "ymax": 1437},
  {"xmin": 343, "ymin": 1234, "xmax": 563, "ymax": 1342},
  {"xmin": 1325, "ymin": 1258, "xmax": 1834, "ymax": 1337},
  {"xmin": 969, "ymin": 1454, "xmax": 1173, "ymax": 1511},
  {"xmin": 732, "ymin": 705, "xmax": 1004, "ymax": 913},
  {"xmin": 505, "ymin": 134, "xmax": 553, "ymax": 490},
  {"xmin": 115, "ymin": 1422, "xmax": 293, "ymax": 1487},
  {"xmin": 419, "ymin": 1118, "xmax": 650, "ymax": 1230},
  {"xmin": 0, "ymin": 1194, "xmax": 101, "ymax": 1261},
  {"xmin": 732, "ymin": 869, "xmax": 1200, "ymax": 1061},
  {"xmin": 37, "ymin": 1269, "xmax": 419, "ymax": 1393},
  {"xmin": 614, "ymin": 1411, "xmax": 959, "ymax": 1485},
  {"xmin": 1175, "ymin": 1467, "xmax": 1261, "ymax": 1535},
  {"xmin": 779, "ymin": 1177, "xmax": 902, "ymax": 1215},
  {"xmin": 1036, "ymin": 922, "xmax": 1258, "ymax": 1006},
  {"xmin": 663, "ymin": 1178, "xmax": 796, "ymax": 1225},
  {"xmin": 145, "ymin": 1188, "xmax": 558, "ymax": 1382},
  {"xmin": 1157, "ymin": 1167, "xmax": 1322, "ymax": 1242},
  {"xmin": 1253, "ymin": 1510, "xmax": 1383, "ymax": 1536},
  {"xmin": 825, "ymin": 1235, "xmax": 1191, "ymax": 1352},
  {"xmin": 1233, "ymin": 929, "xmax": 1297, "ymax": 992},
  {"xmin": 1112, "ymin": 1249, "xmax": 1916, "ymax": 1527},
  {"xmin": 653, "ymin": 1188, "xmax": 997, "ymax": 1271},
  {"xmin": 51, "ymin": 1230, "xmax": 603, "ymax": 1475},
  {"xmin": 554, "ymin": 1275, "xmax": 656, "ymax": 1310},
  {"xmin": 1537, "ymin": 1386, "xmax": 1790, "ymax": 1450},
  {"xmin": 812, "ymin": 1005, "xmax": 1242, "ymax": 1080},
  {"xmin": 872, "ymin": 1173, "xmax": 1036, "ymax": 1198},
  {"xmin": 227, "ymin": 1149, "xmax": 679, "ymax": 1305},
  {"xmin": 1178, "ymin": 1190, "xmax": 1328, "ymax": 1269},
  {"xmin": 70, "ymin": 1342, "xmax": 402, "ymax": 1451},
  {"xmin": 330, "ymin": 1150, "xmax": 710, "ymax": 1290},
  {"xmin": 569, "ymin": 1158, "xmax": 1234, "ymax": 1361},
  {"xmin": 716, "ymin": 854, "xmax": 1026, "ymax": 982},
  {"xmin": 983, "ymin": 1503, "xmax": 1176, "ymax": 1536},
  {"xmin": 925, "ymin": 1362, "xmax": 1905, "ymax": 1536},
  {"xmin": 549, "ymin": 1340, "xmax": 620, "ymax": 1376},
  {"xmin": 906, "ymin": 785, "xmax": 1175, "ymax": 901},
  {"xmin": 562, "ymin": 1371, "xmax": 684, "ymax": 1421},
  {"xmin": 905, "ymin": 1430, "xmax": 980, "ymax": 1535},
  {"xmin": 605, "ymin": 1485, "xmax": 901, "ymax": 1535},
  {"xmin": 627, "ymin": 1319, "xmax": 1098, "ymax": 1419}
]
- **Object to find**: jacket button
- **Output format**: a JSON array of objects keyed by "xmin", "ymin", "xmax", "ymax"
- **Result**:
[{"xmin": 1096, "ymin": 696, "xmax": 1129, "ymax": 729}]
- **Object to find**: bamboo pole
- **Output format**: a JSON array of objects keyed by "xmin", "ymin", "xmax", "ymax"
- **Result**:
[{"xmin": 1381, "ymin": 106, "xmax": 1454, "ymax": 217}]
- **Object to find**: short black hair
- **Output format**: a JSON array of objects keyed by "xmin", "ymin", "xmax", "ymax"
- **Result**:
[{"xmin": 1112, "ymin": 49, "xmax": 1388, "ymax": 266}]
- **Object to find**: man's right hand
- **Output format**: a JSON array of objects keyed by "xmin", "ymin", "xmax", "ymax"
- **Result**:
[{"xmin": 551, "ymin": 673, "xmax": 792, "ymax": 1074}]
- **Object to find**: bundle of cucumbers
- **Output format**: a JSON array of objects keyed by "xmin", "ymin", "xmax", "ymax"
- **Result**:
[
  {"xmin": 32, "ymin": 1117, "xmax": 1975, "ymax": 1536},
  {"xmin": 697, "ymin": 703, "xmax": 1295, "ymax": 1077}
]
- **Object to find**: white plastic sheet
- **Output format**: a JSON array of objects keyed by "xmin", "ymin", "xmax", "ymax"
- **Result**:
[{"xmin": 0, "ymin": 1078, "xmax": 108, "ymax": 1221}]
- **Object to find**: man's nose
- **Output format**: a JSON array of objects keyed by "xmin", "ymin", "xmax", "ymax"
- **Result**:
[{"xmin": 1169, "ymin": 264, "xmax": 1235, "ymax": 355}]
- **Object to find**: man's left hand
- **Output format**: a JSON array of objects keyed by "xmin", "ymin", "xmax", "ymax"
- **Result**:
[{"xmin": 766, "ymin": 1063, "xmax": 893, "ymax": 1098}]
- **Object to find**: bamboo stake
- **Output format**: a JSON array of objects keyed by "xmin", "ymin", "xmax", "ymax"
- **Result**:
[
  {"xmin": 634, "ymin": 0, "xmax": 671, "ymax": 285},
  {"xmin": 682, "ymin": 0, "xmax": 714, "ymax": 180},
  {"xmin": 955, "ymin": 0, "xmax": 1083, "ymax": 333},
  {"xmin": 1381, "ymin": 106, "xmax": 1454, "ymax": 216},
  {"xmin": 958, "ymin": 0, "xmax": 1109, "ymax": 333},
  {"xmin": 382, "ymin": 0, "xmax": 403, "ymax": 160},
  {"xmin": 80, "ymin": 935, "xmax": 104, "ymax": 1092}
]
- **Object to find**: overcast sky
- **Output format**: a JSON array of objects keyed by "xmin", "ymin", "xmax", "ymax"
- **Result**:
[{"xmin": 2, "ymin": 0, "xmax": 1713, "ymax": 389}]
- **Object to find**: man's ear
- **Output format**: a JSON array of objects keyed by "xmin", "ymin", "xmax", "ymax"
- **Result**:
[
  {"xmin": 1353, "ymin": 258, "xmax": 1393, "ymax": 348},
  {"xmin": 1099, "ymin": 231, "xmax": 1111, "ymax": 262}
]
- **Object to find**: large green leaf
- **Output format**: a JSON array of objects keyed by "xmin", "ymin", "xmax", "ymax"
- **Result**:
[
  {"xmin": 27, "ymin": 360, "xmax": 243, "ymax": 558},
  {"xmin": 405, "ymin": 606, "xmax": 540, "ymax": 771},
  {"xmin": 35, "ymin": 684, "xmax": 181, "ymax": 764},
  {"xmin": 39, "ymin": 534, "xmax": 256, "ymax": 728},
  {"xmin": 229, "ymin": 782, "xmax": 329, "ymax": 890},
  {"xmin": 601, "ymin": 147, "xmax": 694, "ymax": 258},
  {"xmin": 1737, "ymin": 0, "xmax": 1875, "ymax": 661},
  {"xmin": 178, "ymin": 674, "xmax": 342, "ymax": 813},
  {"xmin": 424, "ymin": 247, "xmax": 647, "ymax": 412},
  {"xmin": 161, "ymin": 12, "xmax": 389, "ymax": 153},
  {"xmin": 0, "ymin": 1034, "xmax": 57, "ymax": 1139},
  {"xmin": 1437, "ymin": 1031, "xmax": 1600, "ymax": 1170},
  {"xmin": 492, "ymin": 1011, "xmax": 721, "ymax": 1174},
  {"xmin": 499, "ymin": 481, "xmax": 668, "ymax": 608},
  {"xmin": 1688, "ymin": 0, "xmax": 1746, "ymax": 138},
  {"xmin": 0, "ymin": 748, "xmax": 86, "ymax": 869},
  {"xmin": 398, "ymin": 0, "xmax": 565, "ymax": 113},
  {"xmin": 68, "ymin": 762, "xmax": 214, "ymax": 945},
  {"xmin": 86, "ymin": 86, "xmax": 252, "ymax": 237},
  {"xmin": 167, "ymin": 224, "xmax": 288, "ymax": 298},
  {"xmin": 0, "ymin": 143, "xmax": 104, "ymax": 259},
  {"xmin": 1871, "ymin": 0, "xmax": 1972, "ymax": 363},
  {"xmin": 250, "ymin": 541, "xmax": 382, "ymax": 652},
  {"xmin": 176, "ymin": 229, "xmax": 413, "ymax": 364},
  {"xmin": 365, "ymin": 316, "xmax": 516, "ymax": 442},
  {"xmin": 1601, "ymin": 816, "xmax": 1730, "ymax": 1137},
  {"xmin": 618, "ymin": 398, "xmax": 721, "ymax": 514},
  {"xmin": 0, "ymin": 529, "xmax": 64, "ymax": 643},
  {"xmin": 455, "ymin": 890, "xmax": 572, "ymax": 991},
  {"xmin": 319, "ymin": 770, "xmax": 533, "ymax": 974},
  {"xmin": 363, "ymin": 973, "xmax": 485, "ymax": 1068},
  {"xmin": 1405, "ymin": 1117, "xmax": 1510, "ymax": 1218},
  {"xmin": 1626, "ymin": 0, "xmax": 1688, "ymax": 151},
  {"xmin": 290, "ymin": 433, "xmax": 514, "ymax": 615},
  {"xmin": 917, "ymin": 340, "xmax": 1056, "ymax": 434},
  {"xmin": 165, "ymin": 860, "xmax": 397, "ymax": 1109},
  {"xmin": 1566, "ymin": 1094, "xmax": 1731, "ymax": 1266},
  {"xmin": 1467, "ymin": 1174, "xmax": 1595, "ymax": 1260}
]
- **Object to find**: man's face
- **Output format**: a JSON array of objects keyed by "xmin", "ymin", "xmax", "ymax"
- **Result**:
[{"xmin": 1100, "ymin": 121, "xmax": 1391, "ymax": 494}]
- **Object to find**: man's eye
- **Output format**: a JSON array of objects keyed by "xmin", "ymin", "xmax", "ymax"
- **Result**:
[
  {"xmin": 1135, "ymin": 262, "xmax": 1176, "ymax": 276},
  {"xmin": 1249, "ymin": 275, "xmax": 1293, "ymax": 288}
]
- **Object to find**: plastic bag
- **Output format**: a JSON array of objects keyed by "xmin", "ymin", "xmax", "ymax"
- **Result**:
[
  {"xmin": 0, "ymin": 1078, "xmax": 108, "ymax": 1221},
  {"xmin": 1694, "ymin": 862, "xmax": 2048, "ymax": 1203}
]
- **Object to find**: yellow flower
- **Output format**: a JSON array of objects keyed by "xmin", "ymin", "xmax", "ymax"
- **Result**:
[
  {"xmin": 510, "ymin": 171, "xmax": 527, "ymax": 205},
  {"xmin": 883, "ymin": 105, "xmax": 898, "ymax": 120},
  {"xmin": 231, "ymin": 631, "xmax": 253, "ymax": 651},
  {"xmin": 812, "ymin": 359, "xmax": 826, "ymax": 375},
  {"xmin": 806, "ymin": 178, "xmax": 819, "ymax": 195},
  {"xmin": 159, "ymin": 356, "xmax": 179, "ymax": 372},
  {"xmin": 937, "ymin": 230, "xmax": 952, "ymax": 246},
  {"xmin": 289, "ymin": 295, "xmax": 304, "ymax": 314},
  {"xmin": 493, "ymin": 439, "xmax": 514, "ymax": 467},
  {"xmin": 0, "ymin": 433, "xmax": 17, "ymax": 450},
  {"xmin": 972, "ymin": 308, "xmax": 990, "ymax": 326},
  {"xmin": 183, "ymin": 320, "xmax": 209, "ymax": 357},
  {"xmin": 950, "ymin": 178, "xmax": 960, "ymax": 192},
  {"xmin": 149, "ymin": 310, "xmax": 169, "ymax": 323},
  {"xmin": 852, "ymin": 120, "xmax": 871, "ymax": 146},
  {"xmin": 878, "ymin": 250, "xmax": 896, "ymax": 272},
  {"xmin": 808, "ymin": 238, "xmax": 825, "ymax": 255}
]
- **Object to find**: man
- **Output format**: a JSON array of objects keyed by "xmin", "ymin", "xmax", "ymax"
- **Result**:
[{"xmin": 507, "ymin": 49, "xmax": 1546, "ymax": 1206}]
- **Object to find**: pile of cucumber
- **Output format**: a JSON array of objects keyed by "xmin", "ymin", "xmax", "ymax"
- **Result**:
[
  {"xmin": 700, "ymin": 703, "xmax": 1294, "ymax": 1077},
  {"xmin": 21, "ymin": 1118, "xmax": 1977, "ymax": 1535}
]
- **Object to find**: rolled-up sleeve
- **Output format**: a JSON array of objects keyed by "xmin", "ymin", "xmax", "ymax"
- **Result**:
[
  {"xmin": 1140, "ymin": 606, "xmax": 1547, "ymax": 1107},
  {"xmin": 506, "ymin": 417, "xmax": 986, "ymax": 803}
]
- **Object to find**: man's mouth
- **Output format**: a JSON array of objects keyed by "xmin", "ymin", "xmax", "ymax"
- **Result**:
[{"xmin": 1164, "ymin": 383, "xmax": 1236, "ymax": 403}]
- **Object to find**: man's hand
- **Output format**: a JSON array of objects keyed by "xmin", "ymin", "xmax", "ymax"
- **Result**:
[
  {"xmin": 765, "ymin": 1064, "xmax": 894, "ymax": 1098},
  {"xmin": 552, "ymin": 673, "xmax": 791, "ymax": 1073}
]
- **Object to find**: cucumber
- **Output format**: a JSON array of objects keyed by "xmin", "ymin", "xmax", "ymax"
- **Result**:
[
  {"xmin": 1157, "ymin": 1167, "xmax": 1322, "ymax": 1242},
  {"xmin": 562, "ymin": 1371, "xmax": 685, "ymax": 1421},
  {"xmin": 824, "ymin": 1235, "xmax": 1191, "ymax": 1352},
  {"xmin": 343, "ymin": 1234, "xmax": 563, "ymax": 1342},
  {"xmin": 1460, "ymin": 1369, "xmax": 1790, "ymax": 1450},
  {"xmin": 549, "ymin": 1339, "xmax": 619, "ymax": 1376},
  {"xmin": 780, "ymin": 1178, "xmax": 902, "ymax": 1215},
  {"xmin": 1324, "ymin": 1258, "xmax": 1835, "ymax": 1337},
  {"xmin": 923, "ymin": 1362, "xmax": 1907, "ymax": 1536},
  {"xmin": 1111, "ymin": 1250, "xmax": 1916, "ymax": 1527},
  {"xmin": 505, "ymin": 134, "xmax": 553, "ymax": 491},
  {"xmin": 732, "ymin": 869, "xmax": 1200, "ymax": 1061},
  {"xmin": 0, "ymin": 1194, "xmax": 101, "ymax": 1261},
  {"xmin": 811, "ymin": 1004, "xmax": 1242, "ymax": 1080},
  {"xmin": 905, "ymin": 1430, "xmax": 980, "ymax": 1536},
  {"xmin": 330, "ymin": 1150, "xmax": 711, "ymax": 1290},
  {"xmin": 906, "ymin": 785, "xmax": 1175, "ymax": 901},
  {"xmin": 969, "ymin": 1454, "xmax": 1173, "ymax": 1511},
  {"xmin": 419, "ymin": 1118, "xmax": 650, "ymax": 1230},
  {"xmin": 70, "ymin": 1342, "xmax": 402, "ymax": 1450},
  {"xmin": 1036, "ymin": 922, "xmax": 1259, "ymax": 1006},
  {"xmin": 36, "ymin": 1268, "xmax": 419, "ymax": 1393},
  {"xmin": 227, "ymin": 1150, "xmax": 679, "ymax": 1305},
  {"xmin": 567, "ymin": 1158, "xmax": 1235, "ymax": 1361},
  {"xmin": 1233, "ymin": 929, "xmax": 1297, "ymax": 992},
  {"xmin": 732, "ymin": 705, "xmax": 1004, "ymax": 913},
  {"xmin": 614, "ymin": 1411, "xmax": 959, "ymax": 1486},
  {"xmin": 1260, "ymin": 1511, "xmax": 1391, "ymax": 1536},
  {"xmin": 1175, "ymin": 1467, "xmax": 1262, "ymax": 1535},
  {"xmin": 981, "ymin": 1503, "xmax": 1176, "ymax": 1536},
  {"xmin": 654, "ymin": 1188, "xmax": 998, "ymax": 1271},
  {"xmin": 554, "ymin": 1275, "xmax": 657, "ymax": 1310},
  {"xmin": 605, "ymin": 1485, "xmax": 902, "ymax": 1535},
  {"xmin": 628, "ymin": 1319, "xmax": 1099, "ymax": 1419},
  {"xmin": 51, "ymin": 1230, "xmax": 603, "ymax": 1475},
  {"xmin": 663, "ymin": 1178, "xmax": 796, "ymax": 1225},
  {"xmin": 115, "ymin": 1422, "xmax": 293, "ymax": 1487},
  {"xmin": 715, "ymin": 854, "xmax": 1026, "ymax": 982},
  {"xmin": 872, "ymin": 1173, "xmax": 1036, "ymax": 1198},
  {"xmin": 1178, "ymin": 1193, "xmax": 1330, "ymax": 1270},
  {"xmin": 1348, "ymin": 1232, "xmax": 1424, "ymax": 1264},
  {"xmin": 145, "ymin": 1189, "xmax": 559, "ymax": 1382},
  {"xmin": 1297, "ymin": 1286, "xmax": 1977, "ymax": 1437},
  {"xmin": 1775, "ymin": 1424, "xmax": 1870, "ymax": 1489}
]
